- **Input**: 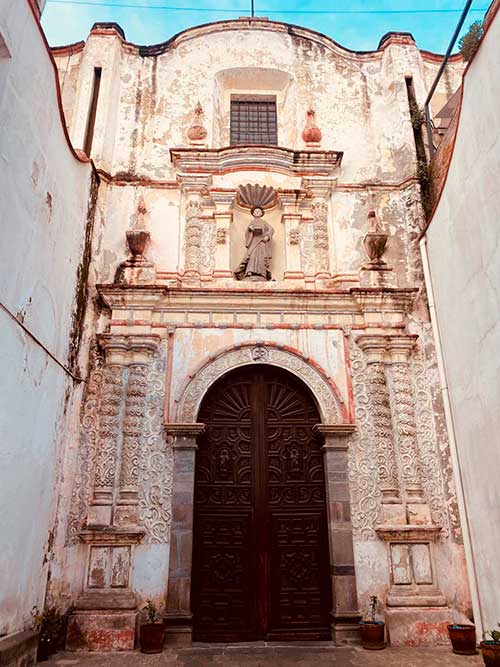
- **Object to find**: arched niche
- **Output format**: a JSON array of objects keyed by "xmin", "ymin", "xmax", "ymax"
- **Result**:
[{"xmin": 213, "ymin": 67, "xmax": 296, "ymax": 147}]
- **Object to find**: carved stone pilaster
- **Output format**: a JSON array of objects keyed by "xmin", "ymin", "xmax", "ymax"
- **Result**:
[
  {"xmin": 312, "ymin": 197, "xmax": 330, "ymax": 275},
  {"xmin": 115, "ymin": 364, "xmax": 148, "ymax": 526},
  {"xmin": 89, "ymin": 363, "xmax": 126, "ymax": 526},
  {"xmin": 386, "ymin": 335, "xmax": 430, "ymax": 525},
  {"xmin": 165, "ymin": 423, "xmax": 205, "ymax": 645},
  {"xmin": 356, "ymin": 335, "xmax": 404, "ymax": 524},
  {"xmin": 184, "ymin": 199, "xmax": 203, "ymax": 274},
  {"xmin": 314, "ymin": 424, "xmax": 361, "ymax": 644}
]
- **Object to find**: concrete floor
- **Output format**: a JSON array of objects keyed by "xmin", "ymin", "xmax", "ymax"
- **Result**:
[{"xmin": 45, "ymin": 644, "xmax": 483, "ymax": 667}]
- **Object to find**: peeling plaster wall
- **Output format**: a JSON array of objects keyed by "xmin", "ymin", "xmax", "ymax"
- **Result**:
[
  {"xmin": 0, "ymin": 0, "xmax": 93, "ymax": 636},
  {"xmin": 425, "ymin": 7, "xmax": 500, "ymax": 631}
]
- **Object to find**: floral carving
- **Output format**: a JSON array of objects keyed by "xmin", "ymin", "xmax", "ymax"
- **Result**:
[
  {"xmin": 366, "ymin": 362, "xmax": 400, "ymax": 501},
  {"xmin": 216, "ymin": 228, "xmax": 227, "ymax": 244},
  {"xmin": 93, "ymin": 364, "xmax": 126, "ymax": 502},
  {"xmin": 412, "ymin": 343, "xmax": 454, "ymax": 539},
  {"xmin": 386, "ymin": 362, "xmax": 424, "ymax": 500},
  {"xmin": 300, "ymin": 222, "xmax": 316, "ymax": 275},
  {"xmin": 312, "ymin": 198, "xmax": 329, "ymax": 273},
  {"xmin": 347, "ymin": 339, "xmax": 381, "ymax": 539},
  {"xmin": 288, "ymin": 227, "xmax": 300, "ymax": 245},
  {"xmin": 184, "ymin": 200, "xmax": 202, "ymax": 272},
  {"xmin": 119, "ymin": 364, "xmax": 148, "ymax": 500},
  {"xmin": 138, "ymin": 351, "xmax": 173, "ymax": 543},
  {"xmin": 199, "ymin": 219, "xmax": 216, "ymax": 274}
]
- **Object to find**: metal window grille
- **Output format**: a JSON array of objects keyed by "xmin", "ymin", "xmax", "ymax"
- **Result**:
[{"xmin": 230, "ymin": 96, "xmax": 278, "ymax": 146}]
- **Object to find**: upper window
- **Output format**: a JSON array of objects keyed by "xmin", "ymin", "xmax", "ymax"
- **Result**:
[{"xmin": 230, "ymin": 95, "xmax": 278, "ymax": 146}]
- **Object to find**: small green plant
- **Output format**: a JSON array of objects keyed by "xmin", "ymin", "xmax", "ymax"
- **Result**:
[
  {"xmin": 368, "ymin": 595, "xmax": 378, "ymax": 623},
  {"xmin": 458, "ymin": 20, "xmax": 484, "ymax": 62},
  {"xmin": 484, "ymin": 624, "xmax": 500, "ymax": 643},
  {"xmin": 143, "ymin": 600, "xmax": 164, "ymax": 624},
  {"xmin": 409, "ymin": 99, "xmax": 425, "ymax": 130}
]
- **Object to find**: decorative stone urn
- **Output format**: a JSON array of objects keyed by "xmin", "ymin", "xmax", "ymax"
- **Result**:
[
  {"xmin": 302, "ymin": 108, "xmax": 322, "ymax": 147},
  {"xmin": 363, "ymin": 209, "xmax": 389, "ymax": 268},
  {"xmin": 126, "ymin": 229, "xmax": 150, "ymax": 266},
  {"xmin": 187, "ymin": 102, "xmax": 208, "ymax": 146}
]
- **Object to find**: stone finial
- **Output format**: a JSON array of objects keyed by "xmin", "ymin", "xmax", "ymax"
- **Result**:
[
  {"xmin": 363, "ymin": 209, "xmax": 389, "ymax": 267},
  {"xmin": 302, "ymin": 108, "xmax": 322, "ymax": 147},
  {"xmin": 187, "ymin": 102, "xmax": 208, "ymax": 146},
  {"xmin": 136, "ymin": 195, "xmax": 147, "ymax": 219}
]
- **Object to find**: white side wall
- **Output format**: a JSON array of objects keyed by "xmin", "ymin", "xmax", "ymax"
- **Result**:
[
  {"xmin": 0, "ymin": 0, "xmax": 93, "ymax": 636},
  {"xmin": 425, "ymin": 6, "xmax": 500, "ymax": 631}
]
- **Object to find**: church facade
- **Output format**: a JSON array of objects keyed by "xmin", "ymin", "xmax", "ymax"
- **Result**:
[{"xmin": 43, "ymin": 17, "xmax": 473, "ymax": 649}]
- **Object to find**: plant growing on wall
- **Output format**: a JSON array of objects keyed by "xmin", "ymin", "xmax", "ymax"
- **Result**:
[{"xmin": 458, "ymin": 20, "xmax": 483, "ymax": 62}]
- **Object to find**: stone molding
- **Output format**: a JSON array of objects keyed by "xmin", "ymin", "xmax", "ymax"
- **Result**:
[
  {"xmin": 170, "ymin": 145, "xmax": 342, "ymax": 176},
  {"xmin": 78, "ymin": 527, "xmax": 145, "ymax": 545},
  {"xmin": 173, "ymin": 342, "xmax": 347, "ymax": 424},
  {"xmin": 97, "ymin": 333, "xmax": 162, "ymax": 365},
  {"xmin": 375, "ymin": 524, "xmax": 441, "ymax": 543}
]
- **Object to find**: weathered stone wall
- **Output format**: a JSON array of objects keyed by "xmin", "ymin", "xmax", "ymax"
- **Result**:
[
  {"xmin": 0, "ymin": 0, "xmax": 94, "ymax": 638},
  {"xmin": 424, "ymin": 0, "xmax": 500, "ymax": 632}
]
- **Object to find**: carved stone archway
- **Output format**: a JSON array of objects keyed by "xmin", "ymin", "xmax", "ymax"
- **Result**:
[
  {"xmin": 173, "ymin": 342, "xmax": 349, "ymax": 424},
  {"xmin": 165, "ymin": 343, "xmax": 360, "ymax": 645}
]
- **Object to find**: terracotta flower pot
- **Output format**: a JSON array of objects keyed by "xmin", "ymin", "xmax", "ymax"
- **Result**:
[
  {"xmin": 140, "ymin": 623, "xmax": 165, "ymax": 654},
  {"xmin": 480, "ymin": 642, "xmax": 500, "ymax": 666},
  {"xmin": 360, "ymin": 621, "xmax": 386, "ymax": 650},
  {"xmin": 448, "ymin": 624, "xmax": 477, "ymax": 655}
]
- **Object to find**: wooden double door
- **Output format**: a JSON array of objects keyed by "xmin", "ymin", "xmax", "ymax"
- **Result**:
[{"xmin": 192, "ymin": 365, "xmax": 332, "ymax": 642}]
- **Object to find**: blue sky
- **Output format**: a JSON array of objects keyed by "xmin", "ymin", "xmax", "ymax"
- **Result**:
[{"xmin": 42, "ymin": 0, "xmax": 488, "ymax": 52}]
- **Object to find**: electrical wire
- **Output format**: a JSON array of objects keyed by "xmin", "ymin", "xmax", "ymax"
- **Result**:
[{"xmin": 46, "ymin": 0, "xmax": 488, "ymax": 15}]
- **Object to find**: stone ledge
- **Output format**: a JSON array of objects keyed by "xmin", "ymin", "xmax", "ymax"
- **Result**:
[
  {"xmin": 0, "ymin": 630, "xmax": 38, "ymax": 667},
  {"xmin": 73, "ymin": 590, "xmax": 137, "ymax": 611}
]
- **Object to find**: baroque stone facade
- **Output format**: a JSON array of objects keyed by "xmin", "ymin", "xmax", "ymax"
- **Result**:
[{"xmin": 42, "ymin": 15, "xmax": 472, "ymax": 652}]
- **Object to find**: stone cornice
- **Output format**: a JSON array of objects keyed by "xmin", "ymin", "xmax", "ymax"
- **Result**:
[
  {"xmin": 165, "ymin": 422, "xmax": 206, "ymax": 437},
  {"xmin": 314, "ymin": 424, "xmax": 356, "ymax": 436},
  {"xmin": 97, "ymin": 284, "xmax": 417, "ymax": 316},
  {"xmin": 170, "ymin": 145, "xmax": 343, "ymax": 177}
]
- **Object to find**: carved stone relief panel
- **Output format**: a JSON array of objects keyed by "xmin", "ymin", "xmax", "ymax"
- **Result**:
[
  {"xmin": 345, "ymin": 337, "xmax": 381, "ymax": 540},
  {"xmin": 87, "ymin": 545, "xmax": 131, "ymax": 589},
  {"xmin": 184, "ymin": 200, "xmax": 203, "ymax": 272},
  {"xmin": 412, "ymin": 343, "xmax": 453, "ymax": 539},
  {"xmin": 68, "ymin": 343, "xmax": 172, "ymax": 545},
  {"xmin": 138, "ymin": 351, "xmax": 173, "ymax": 544},
  {"xmin": 312, "ymin": 197, "xmax": 330, "ymax": 273}
]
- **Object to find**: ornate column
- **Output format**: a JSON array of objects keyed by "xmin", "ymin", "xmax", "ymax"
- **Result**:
[
  {"xmin": 385, "ymin": 335, "xmax": 431, "ymax": 525},
  {"xmin": 301, "ymin": 177, "xmax": 336, "ymax": 281},
  {"xmin": 165, "ymin": 422, "xmax": 205, "ymax": 645},
  {"xmin": 277, "ymin": 191, "xmax": 305, "ymax": 282},
  {"xmin": 212, "ymin": 191, "xmax": 235, "ymax": 278},
  {"xmin": 87, "ymin": 334, "xmax": 161, "ymax": 527},
  {"xmin": 356, "ymin": 335, "xmax": 405, "ymax": 525},
  {"xmin": 314, "ymin": 424, "xmax": 361, "ymax": 645},
  {"xmin": 179, "ymin": 175, "xmax": 213, "ymax": 283}
]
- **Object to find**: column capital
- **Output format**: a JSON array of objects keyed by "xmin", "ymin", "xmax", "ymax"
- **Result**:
[
  {"xmin": 314, "ymin": 423, "xmax": 355, "ymax": 451},
  {"xmin": 300, "ymin": 176, "xmax": 337, "ymax": 198},
  {"xmin": 97, "ymin": 333, "xmax": 161, "ymax": 365},
  {"xmin": 386, "ymin": 334, "xmax": 419, "ymax": 363},
  {"xmin": 355, "ymin": 334, "xmax": 389, "ymax": 363},
  {"xmin": 178, "ymin": 174, "xmax": 213, "ymax": 194},
  {"xmin": 166, "ymin": 422, "xmax": 205, "ymax": 447}
]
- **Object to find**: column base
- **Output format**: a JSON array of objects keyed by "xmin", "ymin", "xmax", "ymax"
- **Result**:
[
  {"xmin": 164, "ymin": 612, "xmax": 193, "ymax": 646},
  {"xmin": 385, "ymin": 606, "xmax": 453, "ymax": 646},
  {"xmin": 331, "ymin": 613, "xmax": 362, "ymax": 645}
]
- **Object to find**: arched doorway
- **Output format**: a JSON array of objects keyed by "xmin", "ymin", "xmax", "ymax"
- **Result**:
[{"xmin": 191, "ymin": 364, "xmax": 332, "ymax": 642}]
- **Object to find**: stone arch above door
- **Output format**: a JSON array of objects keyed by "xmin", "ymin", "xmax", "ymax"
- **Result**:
[{"xmin": 172, "ymin": 342, "xmax": 349, "ymax": 424}]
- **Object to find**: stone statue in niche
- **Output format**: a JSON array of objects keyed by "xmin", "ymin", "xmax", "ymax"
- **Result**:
[{"xmin": 234, "ymin": 183, "xmax": 275, "ymax": 282}]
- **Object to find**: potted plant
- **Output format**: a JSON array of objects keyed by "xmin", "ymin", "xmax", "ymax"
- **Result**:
[
  {"xmin": 448, "ymin": 623, "xmax": 477, "ymax": 655},
  {"xmin": 359, "ymin": 595, "xmax": 386, "ymax": 650},
  {"xmin": 139, "ymin": 600, "xmax": 165, "ymax": 654},
  {"xmin": 31, "ymin": 606, "xmax": 65, "ymax": 661},
  {"xmin": 480, "ymin": 625, "xmax": 500, "ymax": 666}
]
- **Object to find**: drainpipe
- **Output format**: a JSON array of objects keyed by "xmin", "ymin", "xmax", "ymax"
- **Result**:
[
  {"xmin": 424, "ymin": 0, "xmax": 473, "ymax": 158},
  {"xmin": 419, "ymin": 236, "xmax": 483, "ymax": 636}
]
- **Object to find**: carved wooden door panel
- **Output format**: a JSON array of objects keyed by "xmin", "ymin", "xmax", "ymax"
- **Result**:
[{"xmin": 192, "ymin": 365, "xmax": 331, "ymax": 642}]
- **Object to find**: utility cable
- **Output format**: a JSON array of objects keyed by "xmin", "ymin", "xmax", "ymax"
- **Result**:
[{"xmin": 46, "ymin": 0, "xmax": 488, "ymax": 15}]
